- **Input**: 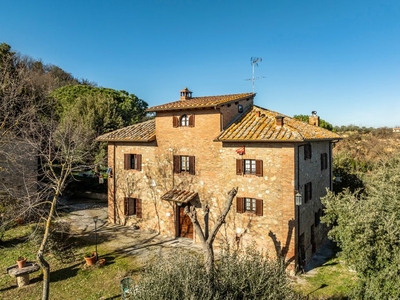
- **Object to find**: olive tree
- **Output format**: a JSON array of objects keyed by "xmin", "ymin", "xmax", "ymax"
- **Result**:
[{"xmin": 321, "ymin": 154, "xmax": 400, "ymax": 299}]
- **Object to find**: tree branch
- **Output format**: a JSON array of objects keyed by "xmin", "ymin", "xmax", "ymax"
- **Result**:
[{"xmin": 207, "ymin": 187, "xmax": 238, "ymax": 245}]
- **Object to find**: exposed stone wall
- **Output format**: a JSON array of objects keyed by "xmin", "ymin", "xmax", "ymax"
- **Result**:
[
  {"xmin": 107, "ymin": 110, "xmax": 333, "ymax": 268},
  {"xmin": 297, "ymin": 141, "xmax": 332, "ymax": 263}
]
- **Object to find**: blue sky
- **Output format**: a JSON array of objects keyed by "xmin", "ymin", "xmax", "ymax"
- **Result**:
[{"xmin": 1, "ymin": 0, "xmax": 399, "ymax": 127}]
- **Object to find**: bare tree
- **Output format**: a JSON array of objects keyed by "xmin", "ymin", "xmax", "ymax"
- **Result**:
[
  {"xmin": 184, "ymin": 187, "xmax": 238, "ymax": 273},
  {"xmin": 24, "ymin": 115, "xmax": 94, "ymax": 300}
]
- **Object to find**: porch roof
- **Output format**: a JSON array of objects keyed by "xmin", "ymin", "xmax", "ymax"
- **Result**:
[{"xmin": 161, "ymin": 189, "xmax": 198, "ymax": 204}]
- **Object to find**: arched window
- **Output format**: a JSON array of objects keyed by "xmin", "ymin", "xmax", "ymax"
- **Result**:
[{"xmin": 180, "ymin": 114, "xmax": 189, "ymax": 126}]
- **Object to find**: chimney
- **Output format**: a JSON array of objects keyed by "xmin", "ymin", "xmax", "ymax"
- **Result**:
[
  {"xmin": 275, "ymin": 116, "xmax": 284, "ymax": 126},
  {"xmin": 180, "ymin": 87, "xmax": 192, "ymax": 101},
  {"xmin": 254, "ymin": 111, "xmax": 261, "ymax": 117},
  {"xmin": 308, "ymin": 111, "xmax": 320, "ymax": 126}
]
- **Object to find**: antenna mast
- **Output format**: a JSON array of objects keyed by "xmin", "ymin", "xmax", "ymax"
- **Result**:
[{"xmin": 246, "ymin": 57, "xmax": 265, "ymax": 93}]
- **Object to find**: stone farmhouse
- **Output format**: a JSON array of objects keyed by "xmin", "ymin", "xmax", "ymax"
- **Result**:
[{"xmin": 96, "ymin": 87, "xmax": 341, "ymax": 269}]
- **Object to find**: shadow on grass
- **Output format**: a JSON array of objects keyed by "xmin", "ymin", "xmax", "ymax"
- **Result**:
[
  {"xmin": 104, "ymin": 296, "xmax": 121, "ymax": 300},
  {"xmin": 0, "ymin": 236, "xmax": 30, "ymax": 249},
  {"xmin": 304, "ymin": 240, "xmax": 340, "ymax": 273},
  {"xmin": 0, "ymin": 285, "xmax": 17, "ymax": 293},
  {"xmin": 110, "ymin": 235, "xmax": 181, "ymax": 257},
  {"xmin": 50, "ymin": 262, "xmax": 81, "ymax": 283}
]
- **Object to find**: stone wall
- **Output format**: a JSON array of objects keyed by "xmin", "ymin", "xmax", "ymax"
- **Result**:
[{"xmin": 107, "ymin": 109, "xmax": 333, "ymax": 268}]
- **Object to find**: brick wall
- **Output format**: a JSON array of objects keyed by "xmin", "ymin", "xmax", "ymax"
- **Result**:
[{"xmin": 108, "ymin": 109, "xmax": 333, "ymax": 268}]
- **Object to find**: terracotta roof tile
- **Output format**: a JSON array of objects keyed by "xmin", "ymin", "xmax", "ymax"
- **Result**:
[
  {"xmin": 216, "ymin": 106, "xmax": 341, "ymax": 142},
  {"xmin": 147, "ymin": 93, "xmax": 255, "ymax": 112},
  {"xmin": 161, "ymin": 190, "xmax": 198, "ymax": 204},
  {"xmin": 96, "ymin": 119, "xmax": 155, "ymax": 142}
]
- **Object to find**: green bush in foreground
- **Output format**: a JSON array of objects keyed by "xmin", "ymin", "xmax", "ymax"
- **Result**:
[{"xmin": 131, "ymin": 247, "xmax": 302, "ymax": 300}]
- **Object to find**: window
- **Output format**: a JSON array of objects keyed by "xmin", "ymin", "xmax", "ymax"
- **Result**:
[
  {"xmin": 173, "ymin": 155, "xmax": 195, "ymax": 175},
  {"xmin": 304, "ymin": 182, "xmax": 312, "ymax": 203},
  {"xmin": 124, "ymin": 197, "xmax": 142, "ymax": 217},
  {"xmin": 236, "ymin": 159, "xmax": 263, "ymax": 176},
  {"xmin": 173, "ymin": 114, "xmax": 195, "ymax": 127},
  {"xmin": 315, "ymin": 209, "xmax": 322, "ymax": 226},
  {"xmin": 245, "ymin": 198, "xmax": 256, "ymax": 212},
  {"xmin": 124, "ymin": 154, "xmax": 142, "ymax": 171},
  {"xmin": 320, "ymin": 153, "xmax": 328, "ymax": 170},
  {"xmin": 244, "ymin": 159, "xmax": 256, "ymax": 174},
  {"xmin": 236, "ymin": 197, "xmax": 263, "ymax": 216},
  {"xmin": 304, "ymin": 144, "xmax": 312, "ymax": 160},
  {"xmin": 238, "ymin": 104, "xmax": 243, "ymax": 113},
  {"xmin": 180, "ymin": 115, "xmax": 189, "ymax": 126},
  {"xmin": 181, "ymin": 156, "xmax": 189, "ymax": 172}
]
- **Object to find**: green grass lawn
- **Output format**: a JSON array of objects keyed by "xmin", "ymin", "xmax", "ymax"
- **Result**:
[
  {"xmin": 1, "ymin": 224, "xmax": 358, "ymax": 300},
  {"xmin": 0, "ymin": 224, "xmax": 140, "ymax": 300},
  {"xmin": 293, "ymin": 256, "xmax": 358, "ymax": 299}
]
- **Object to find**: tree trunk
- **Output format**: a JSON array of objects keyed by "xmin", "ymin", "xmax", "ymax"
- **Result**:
[
  {"xmin": 37, "ymin": 191, "xmax": 59, "ymax": 300},
  {"xmin": 203, "ymin": 241, "xmax": 214, "ymax": 274},
  {"xmin": 185, "ymin": 187, "xmax": 238, "ymax": 274}
]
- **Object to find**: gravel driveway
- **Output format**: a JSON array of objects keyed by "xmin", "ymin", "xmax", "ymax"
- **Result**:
[{"xmin": 61, "ymin": 200, "xmax": 202, "ymax": 263}]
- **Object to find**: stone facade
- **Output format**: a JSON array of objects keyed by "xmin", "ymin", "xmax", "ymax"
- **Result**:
[{"xmin": 98, "ymin": 89, "xmax": 340, "ymax": 270}]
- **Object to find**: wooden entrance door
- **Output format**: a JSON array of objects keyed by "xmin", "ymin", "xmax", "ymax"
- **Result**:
[{"xmin": 178, "ymin": 206, "xmax": 193, "ymax": 239}]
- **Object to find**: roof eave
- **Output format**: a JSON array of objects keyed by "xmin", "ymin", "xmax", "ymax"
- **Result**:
[
  {"xmin": 147, "ymin": 93, "xmax": 255, "ymax": 112},
  {"xmin": 215, "ymin": 137, "xmax": 342, "ymax": 143},
  {"xmin": 96, "ymin": 136, "xmax": 156, "ymax": 143}
]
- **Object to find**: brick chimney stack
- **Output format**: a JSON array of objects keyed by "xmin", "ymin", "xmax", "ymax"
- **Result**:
[
  {"xmin": 276, "ymin": 116, "xmax": 284, "ymax": 126},
  {"xmin": 309, "ymin": 111, "xmax": 320, "ymax": 126},
  {"xmin": 180, "ymin": 87, "xmax": 192, "ymax": 101}
]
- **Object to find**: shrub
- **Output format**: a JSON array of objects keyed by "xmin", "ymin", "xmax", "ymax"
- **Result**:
[{"xmin": 131, "ymin": 247, "xmax": 302, "ymax": 300}]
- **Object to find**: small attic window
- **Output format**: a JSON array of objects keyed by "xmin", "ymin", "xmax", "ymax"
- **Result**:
[
  {"xmin": 238, "ymin": 104, "xmax": 243, "ymax": 113},
  {"xmin": 180, "ymin": 115, "xmax": 189, "ymax": 126}
]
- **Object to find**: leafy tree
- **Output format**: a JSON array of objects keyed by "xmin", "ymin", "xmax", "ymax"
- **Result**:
[
  {"xmin": 332, "ymin": 151, "xmax": 365, "ymax": 194},
  {"xmin": 321, "ymin": 154, "xmax": 400, "ymax": 299},
  {"xmin": 52, "ymin": 85, "xmax": 148, "ymax": 132},
  {"xmin": 293, "ymin": 114, "xmax": 333, "ymax": 131},
  {"xmin": 51, "ymin": 85, "xmax": 148, "ymax": 164}
]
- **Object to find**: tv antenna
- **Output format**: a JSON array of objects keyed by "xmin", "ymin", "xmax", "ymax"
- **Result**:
[{"xmin": 245, "ymin": 57, "xmax": 265, "ymax": 93}]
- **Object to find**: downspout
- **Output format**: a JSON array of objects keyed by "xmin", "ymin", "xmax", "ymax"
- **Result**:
[
  {"xmin": 329, "ymin": 142, "xmax": 333, "ymax": 191},
  {"xmin": 297, "ymin": 145, "xmax": 300, "ymax": 269},
  {"xmin": 296, "ymin": 144, "xmax": 303, "ymax": 271},
  {"xmin": 113, "ymin": 142, "xmax": 116, "ymax": 222}
]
